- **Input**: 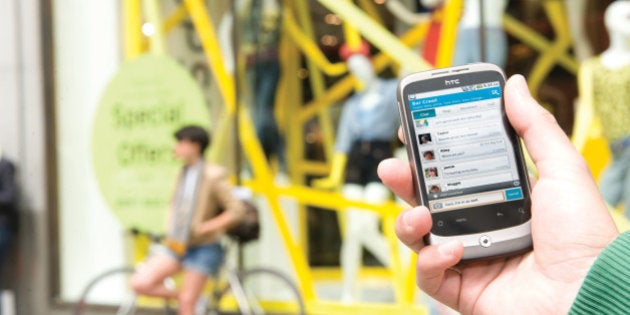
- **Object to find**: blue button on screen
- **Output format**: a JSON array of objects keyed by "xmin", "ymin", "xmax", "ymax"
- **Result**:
[
  {"xmin": 504, "ymin": 187, "xmax": 523, "ymax": 201},
  {"xmin": 413, "ymin": 109, "xmax": 436, "ymax": 119}
]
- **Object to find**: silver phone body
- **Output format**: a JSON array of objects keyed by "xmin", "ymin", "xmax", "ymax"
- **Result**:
[{"xmin": 397, "ymin": 63, "xmax": 532, "ymax": 261}]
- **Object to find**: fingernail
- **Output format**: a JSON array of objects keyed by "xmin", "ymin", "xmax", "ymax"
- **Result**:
[
  {"xmin": 512, "ymin": 74, "xmax": 531, "ymax": 99},
  {"xmin": 438, "ymin": 240, "xmax": 461, "ymax": 257}
]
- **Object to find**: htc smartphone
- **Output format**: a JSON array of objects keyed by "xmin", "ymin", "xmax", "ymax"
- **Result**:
[{"xmin": 397, "ymin": 63, "xmax": 532, "ymax": 261}]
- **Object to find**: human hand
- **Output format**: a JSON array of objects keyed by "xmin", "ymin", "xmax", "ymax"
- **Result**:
[{"xmin": 378, "ymin": 75, "xmax": 619, "ymax": 314}]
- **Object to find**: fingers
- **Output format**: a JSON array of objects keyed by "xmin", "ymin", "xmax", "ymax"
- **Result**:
[
  {"xmin": 394, "ymin": 206, "xmax": 432, "ymax": 252},
  {"xmin": 398, "ymin": 127, "xmax": 405, "ymax": 144},
  {"xmin": 504, "ymin": 75, "xmax": 588, "ymax": 177},
  {"xmin": 416, "ymin": 240, "xmax": 464, "ymax": 296},
  {"xmin": 378, "ymin": 158, "xmax": 417, "ymax": 206}
]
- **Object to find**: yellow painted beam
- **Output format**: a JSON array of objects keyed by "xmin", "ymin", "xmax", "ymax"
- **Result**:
[
  {"xmin": 526, "ymin": 0, "xmax": 575, "ymax": 98},
  {"xmin": 238, "ymin": 107, "xmax": 317, "ymax": 301},
  {"xmin": 183, "ymin": 0, "xmax": 235, "ymax": 113},
  {"xmin": 244, "ymin": 181, "xmax": 403, "ymax": 216},
  {"xmin": 342, "ymin": 0, "xmax": 362, "ymax": 50},
  {"xmin": 123, "ymin": 0, "xmax": 143, "ymax": 59},
  {"xmin": 142, "ymin": 0, "xmax": 165, "ymax": 55},
  {"xmin": 296, "ymin": 20, "xmax": 430, "ymax": 124},
  {"xmin": 317, "ymin": 0, "xmax": 431, "ymax": 71},
  {"xmin": 503, "ymin": 15, "xmax": 578, "ymax": 73},
  {"xmin": 163, "ymin": 1, "xmax": 188, "ymax": 34},
  {"xmin": 435, "ymin": 0, "xmax": 462, "ymax": 68},
  {"xmin": 358, "ymin": 0, "xmax": 384, "ymax": 25},
  {"xmin": 284, "ymin": 9, "xmax": 348, "ymax": 76}
]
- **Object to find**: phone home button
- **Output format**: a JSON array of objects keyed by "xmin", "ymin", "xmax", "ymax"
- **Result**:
[{"xmin": 479, "ymin": 235, "xmax": 492, "ymax": 248}]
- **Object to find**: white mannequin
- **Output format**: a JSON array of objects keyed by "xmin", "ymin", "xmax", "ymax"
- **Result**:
[
  {"xmin": 566, "ymin": 0, "xmax": 593, "ymax": 62},
  {"xmin": 341, "ymin": 55, "xmax": 391, "ymax": 303},
  {"xmin": 313, "ymin": 54, "xmax": 395, "ymax": 302},
  {"xmin": 600, "ymin": 1, "xmax": 630, "ymax": 70},
  {"xmin": 453, "ymin": 0, "xmax": 508, "ymax": 67},
  {"xmin": 574, "ymin": 1, "xmax": 630, "ymax": 220}
]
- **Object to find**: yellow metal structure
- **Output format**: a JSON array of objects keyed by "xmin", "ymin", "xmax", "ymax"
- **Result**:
[
  {"xmin": 503, "ymin": 0, "xmax": 579, "ymax": 98},
  {"xmin": 119, "ymin": 0, "xmax": 612, "ymax": 313},
  {"xmin": 435, "ymin": 0, "xmax": 462, "ymax": 68}
]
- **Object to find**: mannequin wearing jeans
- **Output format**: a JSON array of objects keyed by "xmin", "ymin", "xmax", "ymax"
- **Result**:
[
  {"xmin": 453, "ymin": 0, "xmax": 508, "ymax": 67},
  {"xmin": 313, "ymin": 50, "xmax": 399, "ymax": 302},
  {"xmin": 240, "ymin": 0, "xmax": 286, "ymax": 170}
]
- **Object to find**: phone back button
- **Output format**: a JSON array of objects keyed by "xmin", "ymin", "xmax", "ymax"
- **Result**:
[{"xmin": 479, "ymin": 235, "xmax": 492, "ymax": 248}]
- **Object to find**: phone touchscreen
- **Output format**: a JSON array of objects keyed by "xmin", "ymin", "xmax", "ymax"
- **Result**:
[{"xmin": 406, "ymin": 78, "xmax": 528, "ymax": 220}]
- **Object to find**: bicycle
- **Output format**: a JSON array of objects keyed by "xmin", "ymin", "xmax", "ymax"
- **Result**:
[{"xmin": 73, "ymin": 228, "xmax": 306, "ymax": 315}]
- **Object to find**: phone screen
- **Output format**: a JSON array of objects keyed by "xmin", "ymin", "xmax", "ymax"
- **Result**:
[{"xmin": 402, "ymin": 71, "xmax": 531, "ymax": 236}]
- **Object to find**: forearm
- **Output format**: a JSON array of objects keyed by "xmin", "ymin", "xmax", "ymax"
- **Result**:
[
  {"xmin": 569, "ymin": 231, "xmax": 630, "ymax": 314},
  {"xmin": 196, "ymin": 211, "xmax": 238, "ymax": 235}
]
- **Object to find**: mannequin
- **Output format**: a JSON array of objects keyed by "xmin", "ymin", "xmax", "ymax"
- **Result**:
[
  {"xmin": 566, "ymin": 0, "xmax": 593, "ymax": 62},
  {"xmin": 313, "ymin": 44, "xmax": 399, "ymax": 302},
  {"xmin": 452, "ymin": 0, "xmax": 508, "ymax": 67},
  {"xmin": 239, "ymin": 0, "xmax": 286, "ymax": 171},
  {"xmin": 579, "ymin": 1, "xmax": 630, "ymax": 218}
]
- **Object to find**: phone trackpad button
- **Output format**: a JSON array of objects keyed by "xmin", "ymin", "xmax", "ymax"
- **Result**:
[{"xmin": 479, "ymin": 235, "xmax": 492, "ymax": 248}]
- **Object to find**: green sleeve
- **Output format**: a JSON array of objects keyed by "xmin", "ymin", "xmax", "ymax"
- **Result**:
[{"xmin": 569, "ymin": 231, "xmax": 630, "ymax": 314}]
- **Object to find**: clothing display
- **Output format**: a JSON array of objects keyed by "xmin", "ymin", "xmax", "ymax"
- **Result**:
[
  {"xmin": 453, "ymin": 27, "xmax": 507, "ymax": 67},
  {"xmin": 242, "ymin": 0, "xmax": 285, "ymax": 168},
  {"xmin": 589, "ymin": 61, "xmax": 630, "ymax": 143},
  {"xmin": 569, "ymin": 231, "xmax": 630, "ymax": 314},
  {"xmin": 334, "ymin": 79, "xmax": 399, "ymax": 155},
  {"xmin": 587, "ymin": 59, "xmax": 630, "ymax": 218},
  {"xmin": 453, "ymin": 0, "xmax": 507, "ymax": 67},
  {"xmin": 345, "ymin": 140, "xmax": 393, "ymax": 185}
]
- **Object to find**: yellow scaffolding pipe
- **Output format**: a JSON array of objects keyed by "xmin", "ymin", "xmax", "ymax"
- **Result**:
[
  {"xmin": 284, "ymin": 9, "xmax": 347, "ymax": 76},
  {"xmin": 163, "ymin": 1, "xmax": 188, "ymax": 34},
  {"xmin": 524, "ymin": 0, "xmax": 575, "ymax": 98},
  {"xmin": 183, "ymin": 0, "xmax": 235, "ymax": 113},
  {"xmin": 357, "ymin": 0, "xmax": 384, "ymax": 25},
  {"xmin": 239, "ymin": 108, "xmax": 317, "ymax": 302},
  {"xmin": 435, "ymin": 0, "xmax": 462, "ymax": 68},
  {"xmin": 124, "ymin": 0, "xmax": 143, "ymax": 59},
  {"xmin": 317, "ymin": 0, "xmax": 431, "ymax": 71},
  {"xmin": 296, "ymin": 20, "xmax": 431, "ymax": 125},
  {"xmin": 142, "ymin": 0, "xmax": 165, "ymax": 55}
]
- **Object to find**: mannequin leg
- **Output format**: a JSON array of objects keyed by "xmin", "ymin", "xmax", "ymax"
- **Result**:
[
  {"xmin": 359, "ymin": 182, "xmax": 392, "ymax": 266},
  {"xmin": 340, "ymin": 184, "xmax": 366, "ymax": 302},
  {"xmin": 340, "ymin": 183, "xmax": 393, "ymax": 302}
]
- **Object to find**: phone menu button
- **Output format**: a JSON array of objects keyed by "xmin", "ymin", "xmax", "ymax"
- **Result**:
[{"xmin": 479, "ymin": 235, "xmax": 492, "ymax": 248}]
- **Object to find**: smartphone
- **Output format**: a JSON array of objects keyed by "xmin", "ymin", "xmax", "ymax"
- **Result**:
[{"xmin": 397, "ymin": 63, "xmax": 532, "ymax": 261}]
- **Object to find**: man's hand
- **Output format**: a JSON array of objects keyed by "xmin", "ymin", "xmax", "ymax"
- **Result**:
[{"xmin": 378, "ymin": 75, "xmax": 619, "ymax": 314}]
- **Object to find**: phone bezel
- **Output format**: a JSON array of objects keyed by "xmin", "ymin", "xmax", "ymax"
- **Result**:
[{"xmin": 398, "ymin": 64, "xmax": 532, "ymax": 237}]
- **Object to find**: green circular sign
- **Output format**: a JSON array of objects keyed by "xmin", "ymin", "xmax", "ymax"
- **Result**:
[{"xmin": 92, "ymin": 54, "xmax": 211, "ymax": 232}]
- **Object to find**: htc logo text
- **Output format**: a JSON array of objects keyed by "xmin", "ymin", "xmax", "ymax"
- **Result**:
[{"xmin": 445, "ymin": 79, "xmax": 460, "ymax": 86}]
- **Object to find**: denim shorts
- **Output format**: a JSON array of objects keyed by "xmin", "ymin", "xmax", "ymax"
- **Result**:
[{"xmin": 162, "ymin": 242, "xmax": 224, "ymax": 276}]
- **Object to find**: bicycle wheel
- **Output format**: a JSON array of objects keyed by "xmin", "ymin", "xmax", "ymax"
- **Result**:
[
  {"xmin": 226, "ymin": 267, "xmax": 306, "ymax": 315},
  {"xmin": 73, "ymin": 266, "xmax": 138, "ymax": 315}
]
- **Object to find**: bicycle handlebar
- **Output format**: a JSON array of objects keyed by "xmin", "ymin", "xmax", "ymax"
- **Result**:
[{"xmin": 128, "ymin": 227, "xmax": 165, "ymax": 243}]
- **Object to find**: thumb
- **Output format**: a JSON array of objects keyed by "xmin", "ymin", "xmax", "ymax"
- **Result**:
[{"xmin": 504, "ymin": 75, "xmax": 587, "ymax": 177}]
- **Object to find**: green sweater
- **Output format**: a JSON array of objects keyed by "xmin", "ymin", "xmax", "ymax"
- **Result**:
[{"xmin": 569, "ymin": 231, "xmax": 630, "ymax": 314}]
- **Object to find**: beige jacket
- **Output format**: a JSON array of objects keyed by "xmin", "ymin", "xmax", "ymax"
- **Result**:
[{"xmin": 167, "ymin": 162, "xmax": 245, "ymax": 247}]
